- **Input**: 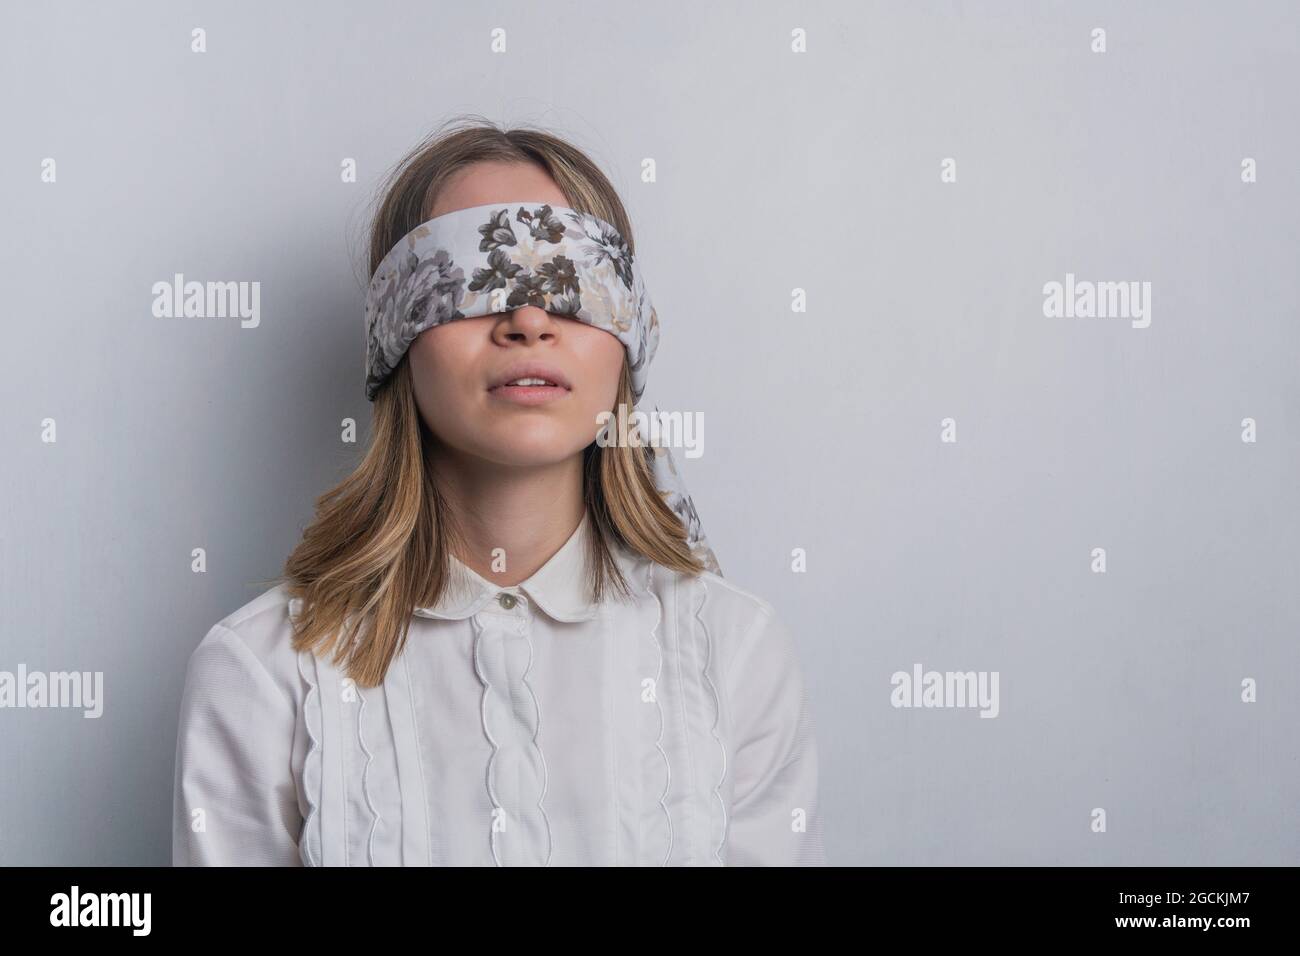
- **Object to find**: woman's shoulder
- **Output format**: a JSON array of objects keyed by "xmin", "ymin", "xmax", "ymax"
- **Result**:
[
  {"xmin": 642, "ymin": 557, "xmax": 785, "ymax": 640},
  {"xmin": 692, "ymin": 568, "xmax": 777, "ymax": 622},
  {"xmin": 642, "ymin": 561, "xmax": 808, "ymax": 703},
  {"xmin": 181, "ymin": 583, "xmax": 302, "ymax": 703}
]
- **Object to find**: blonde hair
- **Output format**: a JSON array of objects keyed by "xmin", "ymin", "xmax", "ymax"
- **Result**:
[{"xmin": 274, "ymin": 116, "xmax": 705, "ymax": 688}]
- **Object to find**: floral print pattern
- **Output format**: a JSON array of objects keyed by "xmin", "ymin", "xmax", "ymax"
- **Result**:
[{"xmin": 364, "ymin": 200, "xmax": 719, "ymax": 574}]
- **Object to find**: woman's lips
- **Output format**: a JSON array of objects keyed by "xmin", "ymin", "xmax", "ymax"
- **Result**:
[{"xmin": 487, "ymin": 383, "xmax": 570, "ymax": 406}]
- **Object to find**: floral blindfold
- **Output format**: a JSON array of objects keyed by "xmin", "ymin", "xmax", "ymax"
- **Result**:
[{"xmin": 363, "ymin": 199, "xmax": 720, "ymax": 575}]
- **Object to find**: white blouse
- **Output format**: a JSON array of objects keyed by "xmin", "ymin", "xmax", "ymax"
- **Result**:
[{"xmin": 172, "ymin": 513, "xmax": 824, "ymax": 866}]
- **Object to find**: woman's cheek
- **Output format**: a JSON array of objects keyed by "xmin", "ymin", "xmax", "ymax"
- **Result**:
[{"xmin": 574, "ymin": 390, "xmax": 608, "ymax": 444}]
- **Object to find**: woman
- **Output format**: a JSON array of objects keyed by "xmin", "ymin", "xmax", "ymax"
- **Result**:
[{"xmin": 172, "ymin": 118, "xmax": 824, "ymax": 866}]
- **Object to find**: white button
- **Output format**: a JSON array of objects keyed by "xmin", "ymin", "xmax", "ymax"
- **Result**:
[{"xmin": 497, "ymin": 593, "xmax": 518, "ymax": 610}]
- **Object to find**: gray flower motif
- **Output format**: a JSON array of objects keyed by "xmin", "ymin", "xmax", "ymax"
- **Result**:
[
  {"xmin": 516, "ymin": 204, "xmax": 567, "ymax": 243},
  {"xmin": 468, "ymin": 248, "xmax": 523, "ymax": 293},
  {"xmin": 564, "ymin": 211, "xmax": 636, "ymax": 291},
  {"xmin": 506, "ymin": 272, "xmax": 549, "ymax": 309},
  {"xmin": 477, "ymin": 209, "xmax": 518, "ymax": 251},
  {"xmin": 675, "ymin": 492, "xmax": 704, "ymax": 546},
  {"xmin": 649, "ymin": 446, "xmax": 705, "ymax": 548},
  {"xmin": 365, "ymin": 318, "xmax": 386, "ymax": 384},
  {"xmin": 364, "ymin": 259, "xmax": 415, "ymax": 386},
  {"xmin": 400, "ymin": 249, "xmax": 467, "ymax": 332},
  {"xmin": 366, "ymin": 263, "xmax": 402, "ymax": 334},
  {"xmin": 366, "ymin": 300, "xmax": 404, "ymax": 397},
  {"xmin": 627, "ymin": 336, "xmax": 648, "ymax": 388},
  {"xmin": 536, "ymin": 255, "xmax": 580, "ymax": 297},
  {"xmin": 548, "ymin": 293, "xmax": 582, "ymax": 317},
  {"xmin": 626, "ymin": 279, "xmax": 656, "ymax": 385}
]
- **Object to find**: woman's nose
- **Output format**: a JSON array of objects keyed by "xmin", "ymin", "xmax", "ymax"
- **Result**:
[{"xmin": 493, "ymin": 305, "xmax": 557, "ymax": 345}]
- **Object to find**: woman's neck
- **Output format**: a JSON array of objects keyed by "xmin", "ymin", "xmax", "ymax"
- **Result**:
[{"xmin": 433, "ymin": 449, "xmax": 586, "ymax": 586}]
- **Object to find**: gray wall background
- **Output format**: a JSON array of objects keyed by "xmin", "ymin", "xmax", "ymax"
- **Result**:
[{"xmin": 1, "ymin": 0, "xmax": 1296, "ymax": 865}]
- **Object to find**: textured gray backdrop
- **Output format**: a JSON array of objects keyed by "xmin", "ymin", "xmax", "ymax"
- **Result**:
[{"xmin": 2, "ymin": 0, "xmax": 1297, "ymax": 865}]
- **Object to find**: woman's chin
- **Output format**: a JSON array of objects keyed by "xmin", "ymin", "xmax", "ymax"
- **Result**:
[{"xmin": 470, "ymin": 429, "xmax": 589, "ymax": 469}]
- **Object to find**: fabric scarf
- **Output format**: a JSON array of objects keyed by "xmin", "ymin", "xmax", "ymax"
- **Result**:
[{"xmin": 363, "ymin": 199, "xmax": 720, "ymax": 575}]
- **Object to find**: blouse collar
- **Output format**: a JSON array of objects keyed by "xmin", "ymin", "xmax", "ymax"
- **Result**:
[{"xmin": 412, "ymin": 511, "xmax": 643, "ymax": 623}]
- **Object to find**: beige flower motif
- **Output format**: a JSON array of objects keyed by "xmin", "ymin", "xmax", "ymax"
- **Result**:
[{"xmin": 509, "ymin": 233, "xmax": 553, "ymax": 274}]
